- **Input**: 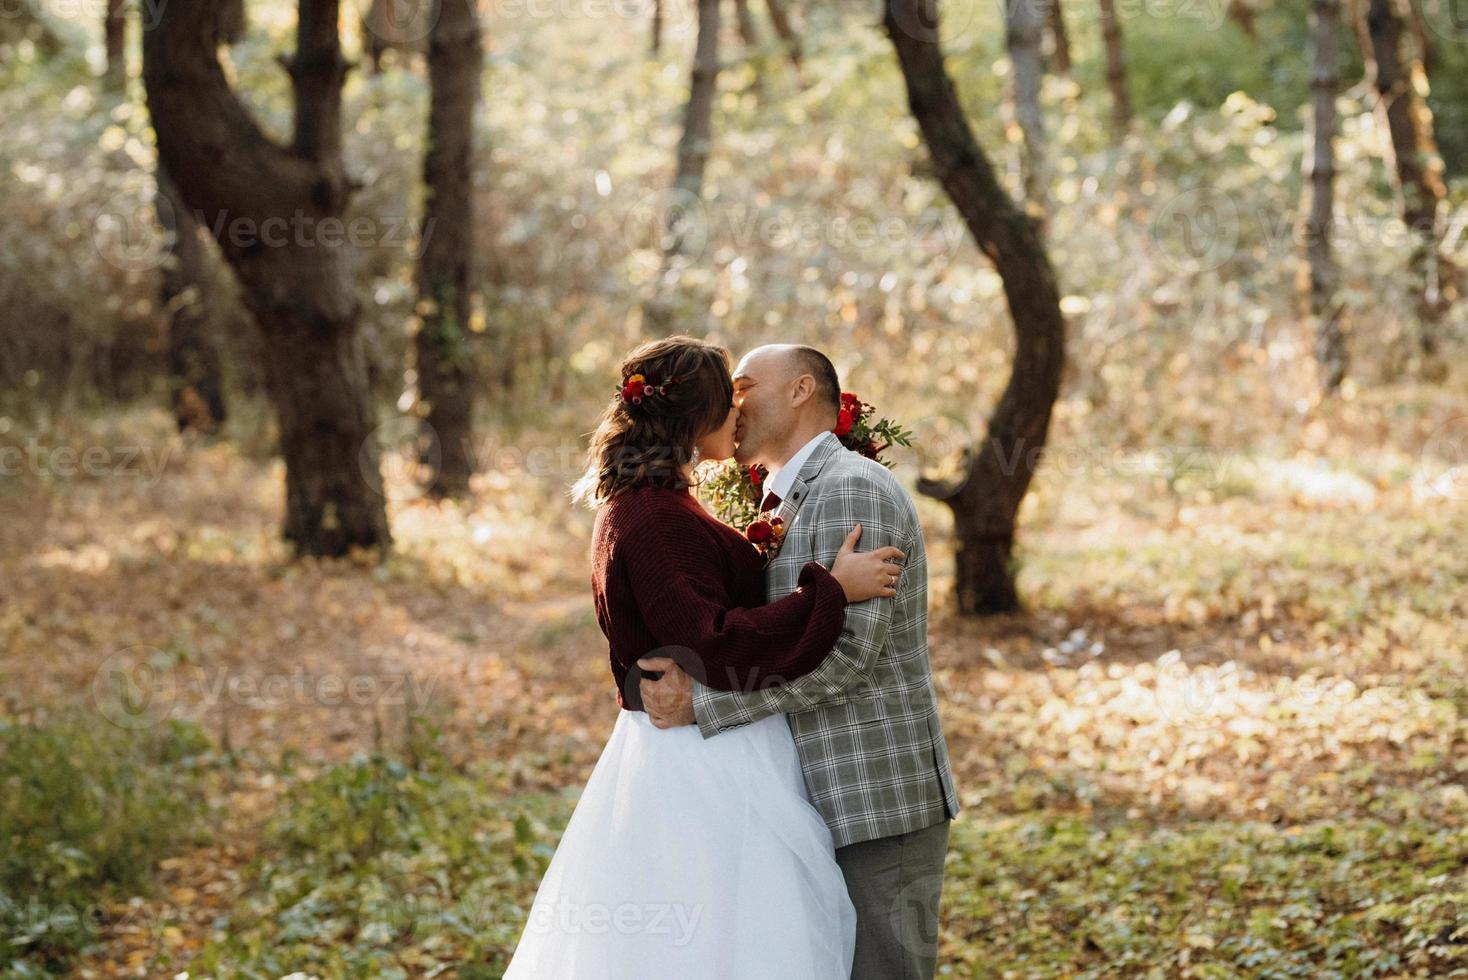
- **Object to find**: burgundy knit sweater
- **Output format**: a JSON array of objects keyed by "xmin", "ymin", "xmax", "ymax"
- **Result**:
[{"xmin": 591, "ymin": 485, "xmax": 848, "ymax": 712}]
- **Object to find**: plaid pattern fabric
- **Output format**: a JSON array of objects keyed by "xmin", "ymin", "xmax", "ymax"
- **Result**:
[{"xmin": 692, "ymin": 432, "xmax": 960, "ymax": 849}]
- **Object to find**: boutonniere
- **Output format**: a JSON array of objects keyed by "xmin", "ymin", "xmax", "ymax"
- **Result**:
[{"xmin": 744, "ymin": 513, "xmax": 787, "ymax": 563}]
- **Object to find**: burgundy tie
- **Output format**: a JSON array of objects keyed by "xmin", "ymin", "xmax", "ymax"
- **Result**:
[{"xmin": 760, "ymin": 490, "xmax": 782, "ymax": 513}]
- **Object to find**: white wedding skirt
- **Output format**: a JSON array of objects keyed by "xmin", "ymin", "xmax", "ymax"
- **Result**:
[{"xmin": 503, "ymin": 709, "xmax": 856, "ymax": 979}]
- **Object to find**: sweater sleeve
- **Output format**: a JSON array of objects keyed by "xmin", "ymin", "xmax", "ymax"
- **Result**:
[{"xmin": 621, "ymin": 499, "xmax": 848, "ymax": 693}]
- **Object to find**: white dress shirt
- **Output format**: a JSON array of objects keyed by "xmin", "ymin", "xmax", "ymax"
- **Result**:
[{"xmin": 766, "ymin": 431, "xmax": 829, "ymax": 504}]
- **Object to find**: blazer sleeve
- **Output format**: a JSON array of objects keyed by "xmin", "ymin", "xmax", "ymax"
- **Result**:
[
  {"xmin": 621, "ymin": 500, "xmax": 848, "ymax": 693},
  {"xmin": 690, "ymin": 471, "xmax": 912, "ymax": 735}
]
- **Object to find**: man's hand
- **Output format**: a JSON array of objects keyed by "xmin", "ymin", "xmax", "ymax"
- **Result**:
[{"xmin": 637, "ymin": 657, "xmax": 696, "ymax": 729}]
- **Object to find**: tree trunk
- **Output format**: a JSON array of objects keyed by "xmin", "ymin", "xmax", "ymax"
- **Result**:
[
  {"xmin": 1006, "ymin": 0, "xmax": 1048, "ymax": 226},
  {"xmin": 674, "ymin": 0, "xmax": 721, "ymax": 206},
  {"xmin": 764, "ymin": 0, "xmax": 805, "ymax": 81},
  {"xmin": 885, "ymin": 0, "xmax": 1067, "ymax": 615},
  {"xmin": 1364, "ymin": 0, "xmax": 1454, "ymax": 366},
  {"xmin": 159, "ymin": 163, "xmax": 228, "ymax": 432},
  {"xmin": 733, "ymin": 0, "xmax": 764, "ymax": 94},
  {"xmin": 144, "ymin": 0, "xmax": 391, "ymax": 556},
  {"xmin": 104, "ymin": 0, "xmax": 127, "ymax": 91},
  {"xmin": 218, "ymin": 0, "xmax": 247, "ymax": 45},
  {"xmin": 1305, "ymin": 0, "xmax": 1346, "ymax": 392},
  {"xmin": 651, "ymin": 0, "xmax": 663, "ymax": 57},
  {"xmin": 1046, "ymin": 0, "xmax": 1072, "ymax": 75},
  {"xmin": 1228, "ymin": 0, "xmax": 1259, "ymax": 36},
  {"xmin": 415, "ymin": 0, "xmax": 482, "ymax": 498},
  {"xmin": 1098, "ymin": 0, "xmax": 1132, "ymax": 137},
  {"xmin": 644, "ymin": 0, "xmax": 722, "ymax": 333},
  {"xmin": 734, "ymin": 0, "xmax": 760, "ymax": 47}
]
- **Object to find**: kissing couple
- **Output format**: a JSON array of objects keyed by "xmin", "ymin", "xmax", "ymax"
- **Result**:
[{"xmin": 503, "ymin": 336, "xmax": 960, "ymax": 979}]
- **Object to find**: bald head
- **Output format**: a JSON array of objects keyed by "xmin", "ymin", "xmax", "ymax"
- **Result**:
[
  {"xmin": 731, "ymin": 344, "xmax": 842, "ymax": 470},
  {"xmin": 739, "ymin": 345, "xmax": 841, "ymax": 415}
]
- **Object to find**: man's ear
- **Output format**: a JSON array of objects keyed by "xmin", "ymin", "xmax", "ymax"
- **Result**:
[{"xmin": 789, "ymin": 374, "xmax": 815, "ymax": 408}]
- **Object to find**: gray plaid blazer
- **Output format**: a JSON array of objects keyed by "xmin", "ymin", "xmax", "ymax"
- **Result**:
[{"xmin": 692, "ymin": 431, "xmax": 960, "ymax": 849}]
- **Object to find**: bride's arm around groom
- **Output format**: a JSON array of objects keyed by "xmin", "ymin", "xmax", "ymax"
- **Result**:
[{"xmin": 645, "ymin": 426, "xmax": 960, "ymax": 980}]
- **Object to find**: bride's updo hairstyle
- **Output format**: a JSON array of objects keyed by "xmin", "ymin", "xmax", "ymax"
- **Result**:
[{"xmin": 571, "ymin": 335, "xmax": 734, "ymax": 507}]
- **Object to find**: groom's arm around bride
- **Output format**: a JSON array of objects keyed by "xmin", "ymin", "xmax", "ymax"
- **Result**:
[{"xmin": 644, "ymin": 427, "xmax": 960, "ymax": 980}]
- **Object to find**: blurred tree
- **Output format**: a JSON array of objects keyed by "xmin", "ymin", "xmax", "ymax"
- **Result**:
[
  {"xmin": 764, "ymin": 0, "xmax": 805, "ymax": 82},
  {"xmin": 1229, "ymin": 0, "xmax": 1261, "ymax": 36},
  {"xmin": 1304, "ymin": 0, "xmax": 1346, "ymax": 392},
  {"xmin": 159, "ymin": 1, "xmax": 248, "ymax": 434},
  {"xmin": 219, "ymin": 0, "xmax": 247, "ymax": 45},
  {"xmin": 1361, "ymin": 0, "xmax": 1456, "ymax": 374},
  {"xmin": 1006, "ymin": 0, "xmax": 1048, "ymax": 229},
  {"xmin": 144, "ymin": 0, "xmax": 392, "ymax": 555},
  {"xmin": 887, "ymin": 0, "xmax": 1067, "ymax": 615},
  {"xmin": 1097, "ymin": 0, "xmax": 1131, "ymax": 137},
  {"xmin": 734, "ymin": 0, "xmax": 760, "ymax": 50},
  {"xmin": 673, "ymin": 0, "xmax": 721, "ymax": 218},
  {"xmin": 651, "ymin": 0, "xmax": 663, "ymax": 57},
  {"xmin": 104, "ymin": 0, "xmax": 126, "ymax": 91},
  {"xmin": 362, "ymin": 0, "xmax": 430, "ymax": 73},
  {"xmin": 159, "ymin": 163, "xmax": 227, "ymax": 434},
  {"xmin": 415, "ymin": 0, "xmax": 483, "ymax": 498},
  {"xmin": 0, "ymin": 3, "xmax": 60, "ymax": 54},
  {"xmin": 1046, "ymin": 0, "xmax": 1072, "ymax": 76},
  {"xmin": 645, "ymin": 0, "xmax": 721, "ymax": 333}
]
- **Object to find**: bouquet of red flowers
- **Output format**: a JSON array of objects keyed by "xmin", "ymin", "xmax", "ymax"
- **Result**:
[{"xmin": 698, "ymin": 391, "xmax": 912, "ymax": 533}]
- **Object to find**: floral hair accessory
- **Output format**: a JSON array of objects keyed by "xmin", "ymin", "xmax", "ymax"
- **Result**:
[{"xmin": 618, "ymin": 372, "xmax": 680, "ymax": 407}]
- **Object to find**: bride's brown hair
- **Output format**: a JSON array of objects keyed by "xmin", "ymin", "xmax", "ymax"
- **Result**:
[{"xmin": 571, "ymin": 336, "xmax": 734, "ymax": 507}]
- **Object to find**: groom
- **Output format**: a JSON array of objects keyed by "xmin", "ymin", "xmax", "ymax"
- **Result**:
[{"xmin": 639, "ymin": 344, "xmax": 960, "ymax": 980}]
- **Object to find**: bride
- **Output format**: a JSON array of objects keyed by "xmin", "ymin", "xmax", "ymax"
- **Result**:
[{"xmin": 502, "ymin": 336, "xmax": 903, "ymax": 978}]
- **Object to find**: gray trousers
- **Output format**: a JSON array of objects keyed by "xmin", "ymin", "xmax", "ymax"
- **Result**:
[{"xmin": 833, "ymin": 819, "xmax": 951, "ymax": 980}]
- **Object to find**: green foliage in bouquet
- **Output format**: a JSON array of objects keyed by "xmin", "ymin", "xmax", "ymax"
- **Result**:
[{"xmin": 698, "ymin": 392, "xmax": 912, "ymax": 530}]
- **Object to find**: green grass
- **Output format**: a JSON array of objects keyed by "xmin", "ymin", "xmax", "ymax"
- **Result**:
[
  {"xmin": 189, "ymin": 735, "xmax": 571, "ymax": 979},
  {"xmin": 941, "ymin": 815, "xmax": 1468, "ymax": 978},
  {"xmin": 0, "ymin": 716, "xmax": 212, "ymax": 974}
]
